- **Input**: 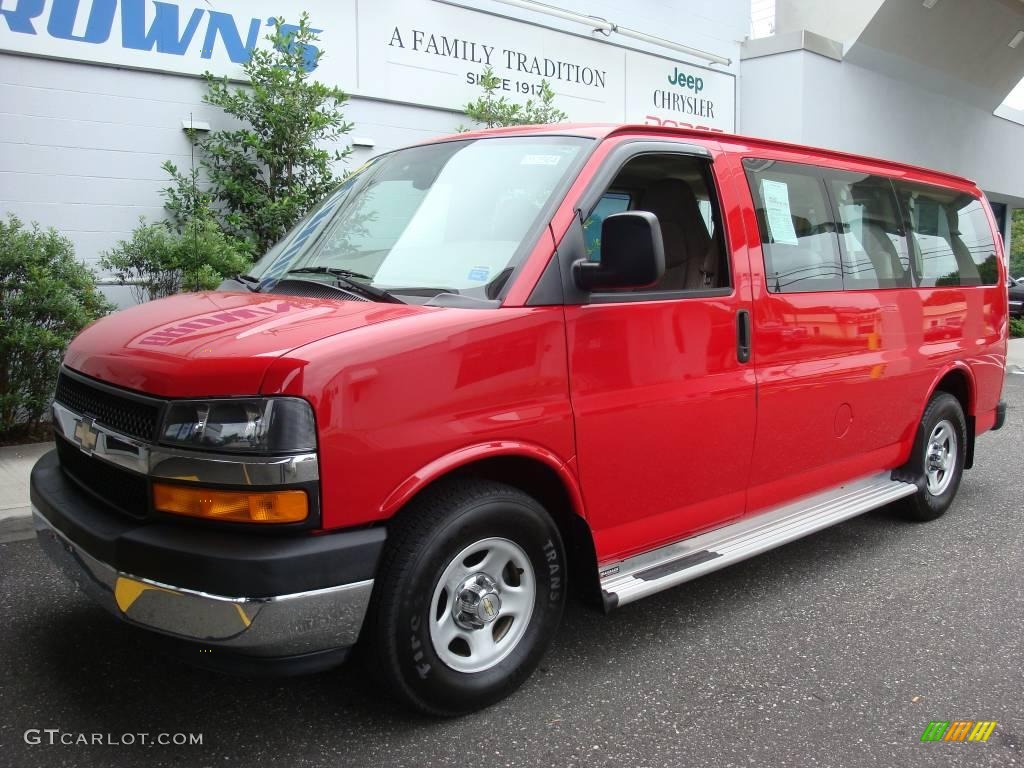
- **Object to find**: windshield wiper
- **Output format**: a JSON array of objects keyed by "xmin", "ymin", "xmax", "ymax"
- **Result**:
[
  {"xmin": 284, "ymin": 267, "xmax": 403, "ymax": 303},
  {"xmin": 233, "ymin": 273, "xmax": 261, "ymax": 292}
]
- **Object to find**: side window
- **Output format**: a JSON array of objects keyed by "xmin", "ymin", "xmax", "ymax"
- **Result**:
[
  {"xmin": 584, "ymin": 153, "xmax": 730, "ymax": 292},
  {"xmin": 743, "ymin": 159, "xmax": 842, "ymax": 293},
  {"xmin": 825, "ymin": 172, "xmax": 911, "ymax": 289},
  {"xmin": 897, "ymin": 182, "xmax": 999, "ymax": 287},
  {"xmin": 583, "ymin": 193, "xmax": 631, "ymax": 261}
]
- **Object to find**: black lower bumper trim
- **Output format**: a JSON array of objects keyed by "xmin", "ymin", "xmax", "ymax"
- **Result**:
[
  {"xmin": 144, "ymin": 631, "xmax": 351, "ymax": 677},
  {"xmin": 30, "ymin": 449, "xmax": 385, "ymax": 597},
  {"xmin": 993, "ymin": 400, "xmax": 1007, "ymax": 431}
]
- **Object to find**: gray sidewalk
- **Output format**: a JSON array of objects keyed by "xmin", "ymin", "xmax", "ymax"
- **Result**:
[
  {"xmin": 0, "ymin": 441, "xmax": 52, "ymax": 542},
  {"xmin": 1009, "ymin": 337, "xmax": 1024, "ymax": 373}
]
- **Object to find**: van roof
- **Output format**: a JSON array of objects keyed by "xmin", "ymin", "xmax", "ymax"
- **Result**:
[{"xmin": 437, "ymin": 123, "xmax": 978, "ymax": 190}]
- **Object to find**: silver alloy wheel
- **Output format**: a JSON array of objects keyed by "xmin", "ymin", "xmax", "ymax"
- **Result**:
[
  {"xmin": 925, "ymin": 419, "xmax": 957, "ymax": 496},
  {"xmin": 428, "ymin": 537, "xmax": 536, "ymax": 674}
]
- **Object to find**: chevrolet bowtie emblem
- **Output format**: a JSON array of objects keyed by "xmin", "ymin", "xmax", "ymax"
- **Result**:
[{"xmin": 73, "ymin": 417, "xmax": 99, "ymax": 454}]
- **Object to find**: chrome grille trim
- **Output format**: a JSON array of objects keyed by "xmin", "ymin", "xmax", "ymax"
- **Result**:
[
  {"xmin": 52, "ymin": 400, "xmax": 319, "ymax": 485},
  {"xmin": 54, "ymin": 368, "xmax": 163, "ymax": 442}
]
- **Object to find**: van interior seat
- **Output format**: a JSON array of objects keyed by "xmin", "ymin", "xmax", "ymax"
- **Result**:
[{"xmin": 637, "ymin": 178, "xmax": 714, "ymax": 290}]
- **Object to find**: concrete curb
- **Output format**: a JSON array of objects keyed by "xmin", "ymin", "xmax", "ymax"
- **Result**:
[
  {"xmin": 0, "ymin": 442, "xmax": 53, "ymax": 540},
  {"xmin": 1008, "ymin": 338, "xmax": 1024, "ymax": 374},
  {"xmin": 0, "ymin": 511, "xmax": 34, "ymax": 544}
]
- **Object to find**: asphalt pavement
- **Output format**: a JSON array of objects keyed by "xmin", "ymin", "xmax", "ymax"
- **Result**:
[{"xmin": 1, "ymin": 376, "xmax": 1022, "ymax": 768}]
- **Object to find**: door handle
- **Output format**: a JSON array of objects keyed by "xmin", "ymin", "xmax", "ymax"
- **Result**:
[{"xmin": 736, "ymin": 309, "xmax": 752, "ymax": 364}]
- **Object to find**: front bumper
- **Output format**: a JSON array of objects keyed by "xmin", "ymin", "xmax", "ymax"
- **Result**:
[{"xmin": 31, "ymin": 450, "xmax": 384, "ymax": 663}]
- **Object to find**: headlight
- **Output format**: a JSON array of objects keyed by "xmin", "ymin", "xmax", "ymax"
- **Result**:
[{"xmin": 160, "ymin": 398, "xmax": 316, "ymax": 453}]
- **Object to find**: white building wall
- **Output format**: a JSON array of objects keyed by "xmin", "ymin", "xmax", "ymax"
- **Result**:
[
  {"xmin": 0, "ymin": 0, "xmax": 747, "ymax": 281},
  {"xmin": 0, "ymin": 53, "xmax": 463, "ymax": 271},
  {"xmin": 773, "ymin": 0, "xmax": 883, "ymax": 48}
]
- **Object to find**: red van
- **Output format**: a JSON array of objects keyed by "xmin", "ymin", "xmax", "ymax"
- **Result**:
[{"xmin": 32, "ymin": 124, "xmax": 1008, "ymax": 715}]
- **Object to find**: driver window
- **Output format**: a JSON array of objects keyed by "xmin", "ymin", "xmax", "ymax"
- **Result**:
[{"xmin": 583, "ymin": 154, "xmax": 729, "ymax": 291}]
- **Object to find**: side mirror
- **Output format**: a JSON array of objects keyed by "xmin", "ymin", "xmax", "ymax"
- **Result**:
[{"xmin": 572, "ymin": 211, "xmax": 665, "ymax": 291}]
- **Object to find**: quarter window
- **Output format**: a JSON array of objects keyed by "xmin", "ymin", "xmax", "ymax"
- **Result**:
[
  {"xmin": 743, "ymin": 159, "xmax": 842, "ymax": 293},
  {"xmin": 897, "ymin": 182, "xmax": 999, "ymax": 286}
]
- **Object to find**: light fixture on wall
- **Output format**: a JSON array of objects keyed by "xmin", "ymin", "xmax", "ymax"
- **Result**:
[
  {"xmin": 1010, "ymin": 30, "xmax": 1024, "ymax": 49},
  {"xmin": 181, "ymin": 118, "xmax": 211, "ymax": 132},
  {"xmin": 921, "ymin": 0, "xmax": 939, "ymax": 8},
  {"xmin": 487, "ymin": 0, "xmax": 731, "ymax": 66},
  {"xmin": 351, "ymin": 137, "xmax": 376, "ymax": 148}
]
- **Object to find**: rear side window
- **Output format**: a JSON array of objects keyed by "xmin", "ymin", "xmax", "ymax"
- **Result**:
[
  {"xmin": 901, "ymin": 184, "xmax": 995, "ymax": 288},
  {"xmin": 896, "ymin": 182, "xmax": 998, "ymax": 287},
  {"xmin": 743, "ymin": 159, "xmax": 842, "ymax": 293},
  {"xmin": 825, "ymin": 171, "xmax": 911, "ymax": 289}
]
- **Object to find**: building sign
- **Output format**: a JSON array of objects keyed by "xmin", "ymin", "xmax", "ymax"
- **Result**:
[
  {"xmin": 0, "ymin": 0, "xmax": 357, "ymax": 85},
  {"xmin": 625, "ymin": 50, "xmax": 735, "ymax": 132},
  {"xmin": 0, "ymin": 0, "xmax": 735, "ymax": 131},
  {"xmin": 359, "ymin": 0, "xmax": 625, "ymax": 122}
]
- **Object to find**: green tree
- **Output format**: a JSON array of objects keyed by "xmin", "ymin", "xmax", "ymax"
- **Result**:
[
  {"xmin": 195, "ymin": 13, "xmax": 353, "ymax": 253},
  {"xmin": 100, "ymin": 216, "xmax": 252, "ymax": 304},
  {"xmin": 1010, "ymin": 208, "xmax": 1024, "ymax": 278},
  {"xmin": 161, "ymin": 158, "xmax": 218, "ymax": 235},
  {"xmin": 463, "ymin": 66, "xmax": 568, "ymax": 129},
  {"xmin": 0, "ymin": 216, "xmax": 112, "ymax": 436}
]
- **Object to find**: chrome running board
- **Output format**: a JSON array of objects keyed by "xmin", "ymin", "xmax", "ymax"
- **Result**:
[{"xmin": 600, "ymin": 472, "xmax": 917, "ymax": 608}]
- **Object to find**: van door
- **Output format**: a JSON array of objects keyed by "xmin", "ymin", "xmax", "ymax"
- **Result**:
[
  {"xmin": 736, "ymin": 157, "xmax": 918, "ymax": 512},
  {"xmin": 557, "ymin": 143, "xmax": 757, "ymax": 562}
]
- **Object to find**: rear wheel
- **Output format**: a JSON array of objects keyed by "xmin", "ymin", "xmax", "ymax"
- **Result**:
[
  {"xmin": 897, "ymin": 392, "xmax": 967, "ymax": 522},
  {"xmin": 366, "ymin": 479, "xmax": 566, "ymax": 716}
]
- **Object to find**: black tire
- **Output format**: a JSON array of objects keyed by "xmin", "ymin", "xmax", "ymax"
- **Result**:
[
  {"xmin": 896, "ymin": 392, "xmax": 967, "ymax": 522},
  {"xmin": 365, "ymin": 479, "xmax": 567, "ymax": 716}
]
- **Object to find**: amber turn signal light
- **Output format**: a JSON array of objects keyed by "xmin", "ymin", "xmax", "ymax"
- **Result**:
[{"xmin": 152, "ymin": 483, "xmax": 308, "ymax": 523}]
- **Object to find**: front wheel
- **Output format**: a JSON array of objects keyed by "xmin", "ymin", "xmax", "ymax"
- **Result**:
[
  {"xmin": 366, "ymin": 479, "xmax": 566, "ymax": 716},
  {"xmin": 897, "ymin": 392, "xmax": 967, "ymax": 522}
]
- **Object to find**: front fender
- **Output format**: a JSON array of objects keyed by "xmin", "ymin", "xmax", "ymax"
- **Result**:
[{"xmin": 379, "ymin": 441, "xmax": 585, "ymax": 520}]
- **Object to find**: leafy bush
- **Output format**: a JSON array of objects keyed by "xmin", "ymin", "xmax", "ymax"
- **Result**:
[
  {"xmin": 1011, "ymin": 209, "xmax": 1024, "ymax": 279},
  {"xmin": 0, "ymin": 216, "xmax": 112, "ymax": 437},
  {"xmin": 463, "ymin": 66, "xmax": 567, "ymax": 129},
  {"xmin": 196, "ymin": 14, "xmax": 353, "ymax": 253},
  {"xmin": 100, "ymin": 217, "xmax": 252, "ymax": 303},
  {"xmin": 162, "ymin": 160, "xmax": 220, "ymax": 235},
  {"xmin": 1011, "ymin": 316, "xmax": 1024, "ymax": 339}
]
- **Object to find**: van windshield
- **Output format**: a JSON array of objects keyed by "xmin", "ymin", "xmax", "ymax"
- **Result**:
[{"xmin": 247, "ymin": 136, "xmax": 590, "ymax": 301}]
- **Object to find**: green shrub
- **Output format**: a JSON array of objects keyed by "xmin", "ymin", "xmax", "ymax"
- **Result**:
[
  {"xmin": 1011, "ymin": 209, "xmax": 1024, "ymax": 279},
  {"xmin": 1010, "ymin": 316, "xmax": 1024, "ymax": 339},
  {"xmin": 0, "ymin": 216, "xmax": 112, "ymax": 437},
  {"xmin": 100, "ymin": 217, "xmax": 252, "ymax": 303},
  {"xmin": 161, "ymin": 160, "xmax": 220, "ymax": 235}
]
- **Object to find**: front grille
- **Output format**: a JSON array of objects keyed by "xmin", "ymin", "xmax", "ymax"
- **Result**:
[
  {"xmin": 55, "ymin": 371, "xmax": 162, "ymax": 442},
  {"xmin": 56, "ymin": 436, "xmax": 149, "ymax": 518}
]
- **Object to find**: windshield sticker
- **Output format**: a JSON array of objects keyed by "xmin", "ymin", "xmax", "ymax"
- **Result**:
[
  {"xmin": 467, "ymin": 266, "xmax": 491, "ymax": 281},
  {"xmin": 761, "ymin": 179, "xmax": 799, "ymax": 246},
  {"xmin": 520, "ymin": 154, "xmax": 562, "ymax": 166}
]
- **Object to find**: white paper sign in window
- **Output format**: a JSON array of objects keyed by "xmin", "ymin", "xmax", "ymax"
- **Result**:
[{"xmin": 761, "ymin": 179, "xmax": 799, "ymax": 246}]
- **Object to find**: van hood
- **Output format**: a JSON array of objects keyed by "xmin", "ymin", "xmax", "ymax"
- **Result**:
[{"xmin": 64, "ymin": 291, "xmax": 431, "ymax": 398}]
